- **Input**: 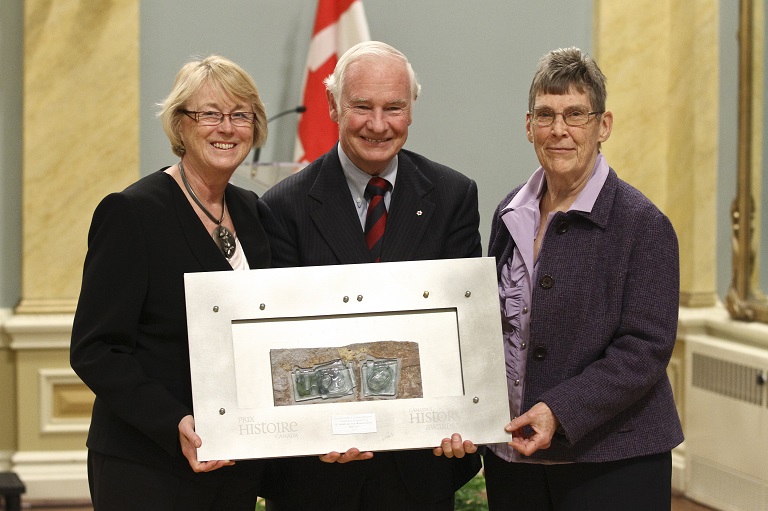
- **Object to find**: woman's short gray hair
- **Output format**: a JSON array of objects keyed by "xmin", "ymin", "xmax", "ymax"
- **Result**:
[{"xmin": 528, "ymin": 47, "xmax": 607, "ymax": 114}]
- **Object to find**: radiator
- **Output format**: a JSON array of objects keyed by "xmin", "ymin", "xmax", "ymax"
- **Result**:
[{"xmin": 685, "ymin": 335, "xmax": 768, "ymax": 511}]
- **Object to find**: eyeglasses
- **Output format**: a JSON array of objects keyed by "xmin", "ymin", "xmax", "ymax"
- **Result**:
[
  {"xmin": 181, "ymin": 110, "xmax": 256, "ymax": 127},
  {"xmin": 530, "ymin": 107, "xmax": 603, "ymax": 127}
]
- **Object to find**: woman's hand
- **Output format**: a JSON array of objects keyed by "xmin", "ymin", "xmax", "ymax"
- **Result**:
[
  {"xmin": 178, "ymin": 415, "xmax": 235, "ymax": 472},
  {"xmin": 505, "ymin": 402, "xmax": 559, "ymax": 456}
]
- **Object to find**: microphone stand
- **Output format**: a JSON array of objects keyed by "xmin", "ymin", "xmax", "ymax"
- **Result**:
[{"xmin": 252, "ymin": 105, "xmax": 306, "ymax": 164}]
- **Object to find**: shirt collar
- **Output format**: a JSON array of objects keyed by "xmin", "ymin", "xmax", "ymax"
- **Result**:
[
  {"xmin": 570, "ymin": 153, "xmax": 609, "ymax": 213},
  {"xmin": 502, "ymin": 153, "xmax": 609, "ymax": 215},
  {"xmin": 338, "ymin": 143, "xmax": 398, "ymax": 197}
]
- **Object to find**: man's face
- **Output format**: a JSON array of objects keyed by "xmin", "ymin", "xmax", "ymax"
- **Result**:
[{"xmin": 328, "ymin": 56, "xmax": 412, "ymax": 176}]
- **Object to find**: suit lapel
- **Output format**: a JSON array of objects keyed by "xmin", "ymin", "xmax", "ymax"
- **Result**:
[
  {"xmin": 308, "ymin": 148, "xmax": 371, "ymax": 264},
  {"xmin": 381, "ymin": 152, "xmax": 435, "ymax": 262}
]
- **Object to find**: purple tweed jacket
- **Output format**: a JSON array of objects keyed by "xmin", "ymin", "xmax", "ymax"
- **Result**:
[{"xmin": 488, "ymin": 168, "xmax": 684, "ymax": 463}]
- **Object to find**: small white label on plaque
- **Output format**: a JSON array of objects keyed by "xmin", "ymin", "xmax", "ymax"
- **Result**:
[{"xmin": 332, "ymin": 413, "xmax": 377, "ymax": 435}]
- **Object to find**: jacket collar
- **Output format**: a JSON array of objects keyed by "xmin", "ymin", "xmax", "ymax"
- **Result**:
[
  {"xmin": 307, "ymin": 146, "xmax": 436, "ymax": 263},
  {"xmin": 566, "ymin": 168, "xmax": 618, "ymax": 230}
]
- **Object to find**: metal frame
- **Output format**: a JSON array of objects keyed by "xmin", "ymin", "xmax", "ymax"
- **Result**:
[{"xmin": 185, "ymin": 257, "xmax": 510, "ymax": 460}]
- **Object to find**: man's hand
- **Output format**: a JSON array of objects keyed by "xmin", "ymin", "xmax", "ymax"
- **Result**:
[
  {"xmin": 433, "ymin": 433, "xmax": 477, "ymax": 458},
  {"xmin": 179, "ymin": 415, "xmax": 235, "ymax": 472},
  {"xmin": 505, "ymin": 402, "xmax": 559, "ymax": 456},
  {"xmin": 319, "ymin": 447, "xmax": 374, "ymax": 464}
]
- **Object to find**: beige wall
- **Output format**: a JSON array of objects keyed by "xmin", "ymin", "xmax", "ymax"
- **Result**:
[
  {"xmin": 16, "ymin": 349, "xmax": 91, "ymax": 452},
  {"xmin": 2, "ymin": 0, "xmax": 139, "ymax": 498},
  {"xmin": 0, "ymin": 312, "xmax": 17, "ymax": 466},
  {"xmin": 16, "ymin": 0, "xmax": 138, "ymax": 464}
]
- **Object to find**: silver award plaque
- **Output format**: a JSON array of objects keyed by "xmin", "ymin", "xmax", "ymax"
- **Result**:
[{"xmin": 185, "ymin": 257, "xmax": 510, "ymax": 461}]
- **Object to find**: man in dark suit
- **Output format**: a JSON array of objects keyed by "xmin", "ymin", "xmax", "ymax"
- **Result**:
[{"xmin": 260, "ymin": 41, "xmax": 481, "ymax": 510}]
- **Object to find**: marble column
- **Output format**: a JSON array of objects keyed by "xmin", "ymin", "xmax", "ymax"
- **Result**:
[
  {"xmin": 595, "ymin": 0, "xmax": 720, "ymax": 307},
  {"xmin": 19, "ymin": 0, "xmax": 140, "ymax": 314},
  {"xmin": 4, "ymin": 0, "xmax": 139, "ymax": 499}
]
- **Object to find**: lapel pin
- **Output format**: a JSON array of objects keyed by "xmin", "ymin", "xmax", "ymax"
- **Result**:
[{"xmin": 416, "ymin": 210, "xmax": 423, "ymax": 216}]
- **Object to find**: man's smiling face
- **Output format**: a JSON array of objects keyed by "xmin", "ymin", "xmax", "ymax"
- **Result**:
[{"xmin": 328, "ymin": 56, "xmax": 412, "ymax": 176}]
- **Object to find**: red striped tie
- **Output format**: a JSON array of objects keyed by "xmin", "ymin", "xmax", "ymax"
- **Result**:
[{"xmin": 365, "ymin": 177, "xmax": 389, "ymax": 262}]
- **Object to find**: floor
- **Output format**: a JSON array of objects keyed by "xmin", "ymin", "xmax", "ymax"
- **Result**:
[
  {"xmin": 11, "ymin": 494, "xmax": 716, "ymax": 510},
  {"xmin": 672, "ymin": 494, "xmax": 716, "ymax": 510}
]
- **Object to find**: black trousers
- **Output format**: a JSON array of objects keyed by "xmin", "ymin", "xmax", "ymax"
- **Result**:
[
  {"xmin": 483, "ymin": 449, "xmax": 672, "ymax": 511},
  {"xmin": 264, "ymin": 452, "xmax": 454, "ymax": 511},
  {"xmin": 88, "ymin": 451, "xmax": 260, "ymax": 511}
]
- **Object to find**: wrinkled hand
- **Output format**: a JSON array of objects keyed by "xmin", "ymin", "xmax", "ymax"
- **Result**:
[
  {"xmin": 505, "ymin": 402, "xmax": 559, "ymax": 456},
  {"xmin": 319, "ymin": 447, "xmax": 374, "ymax": 464},
  {"xmin": 433, "ymin": 433, "xmax": 477, "ymax": 458},
  {"xmin": 179, "ymin": 415, "xmax": 235, "ymax": 473}
]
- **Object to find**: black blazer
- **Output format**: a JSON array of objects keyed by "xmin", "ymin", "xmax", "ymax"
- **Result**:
[
  {"xmin": 71, "ymin": 170, "xmax": 271, "ymax": 483},
  {"xmin": 260, "ymin": 146, "xmax": 482, "ymax": 505}
]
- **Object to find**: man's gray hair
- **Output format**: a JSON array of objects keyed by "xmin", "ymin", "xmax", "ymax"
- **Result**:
[{"xmin": 325, "ymin": 41, "xmax": 421, "ymax": 104}]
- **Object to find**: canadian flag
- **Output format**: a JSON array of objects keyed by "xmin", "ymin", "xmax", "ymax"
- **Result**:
[{"xmin": 294, "ymin": 0, "xmax": 370, "ymax": 164}]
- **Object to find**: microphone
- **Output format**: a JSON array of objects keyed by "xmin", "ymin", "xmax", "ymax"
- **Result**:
[
  {"xmin": 252, "ymin": 105, "xmax": 306, "ymax": 164},
  {"xmin": 268, "ymin": 105, "xmax": 306, "ymax": 123}
]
